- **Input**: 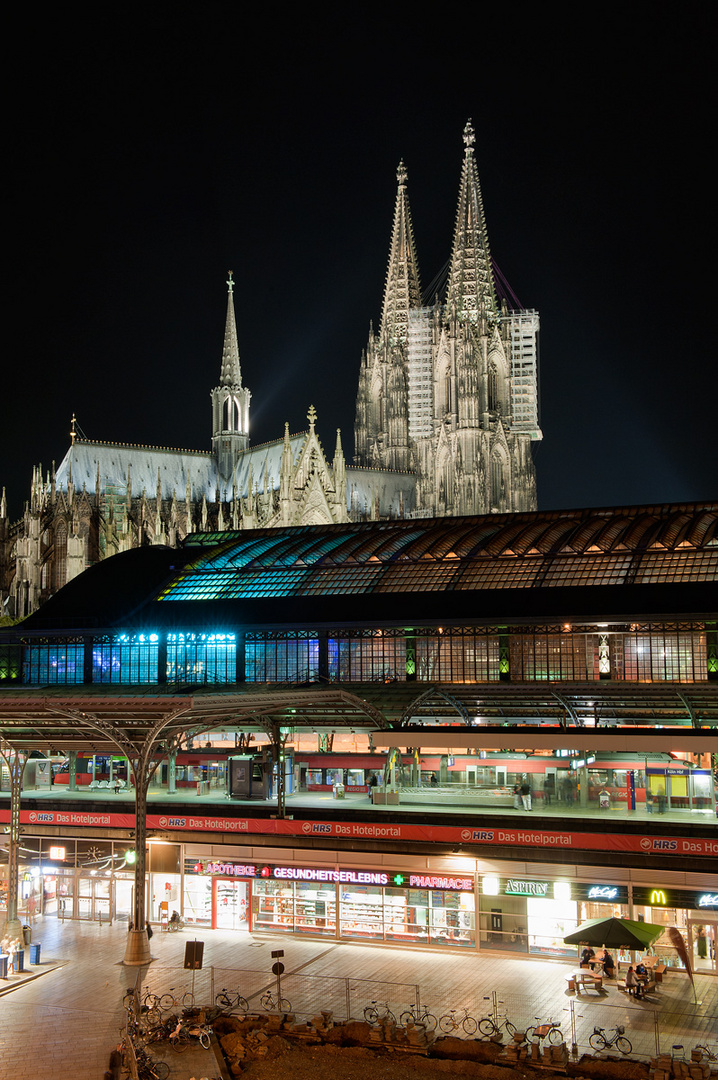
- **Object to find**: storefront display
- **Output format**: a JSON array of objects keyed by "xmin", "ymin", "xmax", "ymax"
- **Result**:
[
  {"xmin": 633, "ymin": 886, "xmax": 718, "ymax": 974},
  {"xmin": 184, "ymin": 860, "xmax": 475, "ymax": 946},
  {"xmin": 479, "ymin": 876, "xmax": 630, "ymax": 957}
]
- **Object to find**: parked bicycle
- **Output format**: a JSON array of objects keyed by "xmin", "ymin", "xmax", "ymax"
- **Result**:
[
  {"xmin": 477, "ymin": 998, "xmax": 517, "ymax": 1039},
  {"xmin": 168, "ymin": 1017, "xmax": 212, "ymax": 1052},
  {"xmin": 589, "ymin": 1025, "xmax": 632, "ymax": 1054},
  {"xmin": 152, "ymin": 986, "xmax": 196, "ymax": 1013},
  {"xmin": 134, "ymin": 1047, "xmax": 171, "ymax": 1080},
  {"xmin": 398, "ymin": 1003, "xmax": 437, "ymax": 1031},
  {"xmin": 694, "ymin": 1045, "xmax": 718, "ymax": 1062},
  {"xmin": 438, "ymin": 1007, "xmax": 478, "ymax": 1035},
  {"xmin": 526, "ymin": 1017, "xmax": 563, "ymax": 1045},
  {"xmin": 364, "ymin": 1000, "xmax": 396, "ymax": 1025},
  {"xmin": 215, "ymin": 987, "xmax": 249, "ymax": 1013},
  {"xmin": 260, "ymin": 988, "xmax": 292, "ymax": 1013}
]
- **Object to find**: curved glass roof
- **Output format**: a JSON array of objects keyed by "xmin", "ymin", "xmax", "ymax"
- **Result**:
[{"xmin": 156, "ymin": 503, "xmax": 718, "ymax": 603}]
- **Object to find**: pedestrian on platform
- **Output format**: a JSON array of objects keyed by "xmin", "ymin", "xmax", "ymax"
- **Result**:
[{"xmin": 520, "ymin": 781, "xmax": 532, "ymax": 811}]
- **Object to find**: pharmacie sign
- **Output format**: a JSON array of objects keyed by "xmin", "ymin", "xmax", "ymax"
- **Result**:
[
  {"xmin": 197, "ymin": 861, "xmax": 472, "ymax": 891},
  {"xmin": 505, "ymin": 879, "xmax": 549, "ymax": 897}
]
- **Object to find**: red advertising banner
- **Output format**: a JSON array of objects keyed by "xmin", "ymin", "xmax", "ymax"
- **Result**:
[{"xmin": 1, "ymin": 807, "xmax": 716, "ymax": 858}]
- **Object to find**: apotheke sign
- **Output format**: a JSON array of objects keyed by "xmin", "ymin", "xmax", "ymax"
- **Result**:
[{"xmin": 200, "ymin": 862, "xmax": 472, "ymax": 891}]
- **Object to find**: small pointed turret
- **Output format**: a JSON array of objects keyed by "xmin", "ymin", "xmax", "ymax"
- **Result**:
[
  {"xmin": 219, "ymin": 271, "xmax": 242, "ymax": 386},
  {"xmin": 185, "ymin": 478, "xmax": 193, "ymax": 534},
  {"xmin": 212, "ymin": 272, "xmax": 251, "ymax": 479},
  {"xmin": 445, "ymin": 120, "xmax": 497, "ymax": 324},
  {"xmin": 380, "ymin": 161, "xmax": 422, "ymax": 347}
]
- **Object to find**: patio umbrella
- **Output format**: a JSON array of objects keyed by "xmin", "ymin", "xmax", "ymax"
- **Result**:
[{"xmin": 563, "ymin": 916, "xmax": 664, "ymax": 950}]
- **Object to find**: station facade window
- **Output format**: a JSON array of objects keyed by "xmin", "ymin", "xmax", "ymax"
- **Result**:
[
  {"xmin": 245, "ymin": 636, "xmax": 319, "ymax": 682},
  {"xmin": 23, "ymin": 640, "xmax": 84, "ymax": 684},
  {"xmin": 16, "ymin": 623, "xmax": 709, "ymax": 686},
  {"xmin": 91, "ymin": 634, "xmax": 159, "ymax": 683},
  {"xmin": 166, "ymin": 633, "xmax": 236, "ymax": 683}
]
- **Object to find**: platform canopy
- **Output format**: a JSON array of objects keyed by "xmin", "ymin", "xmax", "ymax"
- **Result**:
[{"xmin": 0, "ymin": 685, "xmax": 389, "ymax": 756}]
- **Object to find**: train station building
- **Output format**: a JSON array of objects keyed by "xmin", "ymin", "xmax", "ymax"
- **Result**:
[{"xmin": 1, "ymin": 500, "xmax": 717, "ymax": 969}]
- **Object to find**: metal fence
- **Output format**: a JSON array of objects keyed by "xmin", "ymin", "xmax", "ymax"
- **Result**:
[{"xmin": 138, "ymin": 964, "xmax": 717, "ymax": 1062}]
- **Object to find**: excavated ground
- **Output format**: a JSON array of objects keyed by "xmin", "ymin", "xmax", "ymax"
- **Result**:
[
  {"xmin": 212, "ymin": 1014, "xmax": 668, "ymax": 1080},
  {"xmin": 226, "ymin": 1040, "xmax": 658, "ymax": 1080}
]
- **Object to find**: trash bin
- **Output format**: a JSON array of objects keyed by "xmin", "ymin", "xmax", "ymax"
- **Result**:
[
  {"xmin": 0, "ymin": 955, "xmax": 8, "ymax": 978},
  {"xmin": 15, "ymin": 948, "xmax": 24, "ymax": 972},
  {"xmin": 332, "ymin": 783, "xmax": 345, "ymax": 800},
  {"xmin": 599, "ymin": 789, "xmax": 610, "ymax": 810},
  {"xmin": 22, "ymin": 924, "xmax": 32, "ymax": 946},
  {"xmin": 29, "ymin": 943, "xmax": 41, "ymax": 965}
]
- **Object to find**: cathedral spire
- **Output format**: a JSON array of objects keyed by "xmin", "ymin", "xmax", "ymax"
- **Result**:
[
  {"xmin": 212, "ymin": 272, "xmax": 251, "ymax": 478},
  {"xmin": 445, "ymin": 120, "xmax": 497, "ymax": 323},
  {"xmin": 379, "ymin": 161, "xmax": 422, "ymax": 346},
  {"xmin": 219, "ymin": 271, "xmax": 242, "ymax": 386}
]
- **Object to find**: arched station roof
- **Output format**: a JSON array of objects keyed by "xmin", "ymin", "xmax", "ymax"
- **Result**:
[{"xmin": 19, "ymin": 501, "xmax": 718, "ymax": 631}]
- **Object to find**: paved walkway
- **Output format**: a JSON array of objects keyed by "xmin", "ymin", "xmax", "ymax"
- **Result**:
[{"xmin": 0, "ymin": 915, "xmax": 716, "ymax": 1079}]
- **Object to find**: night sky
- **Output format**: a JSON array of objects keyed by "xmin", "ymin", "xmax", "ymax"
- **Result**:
[{"xmin": 4, "ymin": 8, "xmax": 714, "ymax": 520}]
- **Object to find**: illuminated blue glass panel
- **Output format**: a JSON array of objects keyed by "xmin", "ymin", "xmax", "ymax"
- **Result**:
[
  {"xmin": 158, "ymin": 568, "xmax": 307, "ymax": 601},
  {"xmin": 23, "ymin": 643, "xmax": 84, "ymax": 684},
  {"xmin": 91, "ymin": 635, "xmax": 159, "ymax": 684},
  {"xmin": 245, "ymin": 638, "xmax": 319, "ymax": 682},
  {"xmin": 166, "ymin": 633, "xmax": 236, "ymax": 683}
]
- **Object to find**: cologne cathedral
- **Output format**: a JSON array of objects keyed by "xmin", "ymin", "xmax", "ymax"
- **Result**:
[{"xmin": 0, "ymin": 122, "xmax": 541, "ymax": 618}]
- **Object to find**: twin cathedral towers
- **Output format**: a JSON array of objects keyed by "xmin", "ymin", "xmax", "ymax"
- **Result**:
[{"xmin": 1, "ymin": 122, "xmax": 541, "ymax": 616}]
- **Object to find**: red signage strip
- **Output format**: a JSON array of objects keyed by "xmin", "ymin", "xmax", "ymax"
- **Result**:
[{"xmin": 2, "ymin": 808, "xmax": 716, "ymax": 858}]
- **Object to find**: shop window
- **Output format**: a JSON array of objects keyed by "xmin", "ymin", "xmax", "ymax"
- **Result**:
[
  {"xmin": 184, "ymin": 875, "xmax": 212, "ymax": 926},
  {"xmin": 339, "ymin": 884, "xmax": 384, "ymax": 940},
  {"xmin": 526, "ymin": 896, "xmax": 577, "ymax": 957}
]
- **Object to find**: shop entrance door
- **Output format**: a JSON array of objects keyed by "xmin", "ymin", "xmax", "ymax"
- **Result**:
[
  {"xmin": 115, "ymin": 877, "xmax": 134, "ymax": 924},
  {"xmin": 77, "ymin": 876, "xmax": 112, "ymax": 922},
  {"xmin": 215, "ymin": 880, "xmax": 249, "ymax": 930},
  {"xmin": 688, "ymin": 919, "xmax": 717, "ymax": 973}
]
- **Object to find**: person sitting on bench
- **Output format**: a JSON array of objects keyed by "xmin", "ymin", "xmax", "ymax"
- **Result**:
[{"xmin": 626, "ymin": 965, "xmax": 643, "ymax": 998}]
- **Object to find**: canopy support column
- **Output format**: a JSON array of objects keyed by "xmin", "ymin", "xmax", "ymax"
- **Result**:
[
  {"xmin": 0, "ymin": 748, "xmax": 28, "ymax": 949},
  {"xmin": 123, "ymin": 746, "xmax": 156, "ymax": 966}
]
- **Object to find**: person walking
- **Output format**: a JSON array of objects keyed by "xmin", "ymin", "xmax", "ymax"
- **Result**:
[
  {"xmin": 544, "ymin": 774, "xmax": 555, "ymax": 806},
  {"xmin": 520, "ymin": 780, "xmax": 532, "ymax": 811},
  {"xmin": 513, "ymin": 782, "xmax": 522, "ymax": 810}
]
